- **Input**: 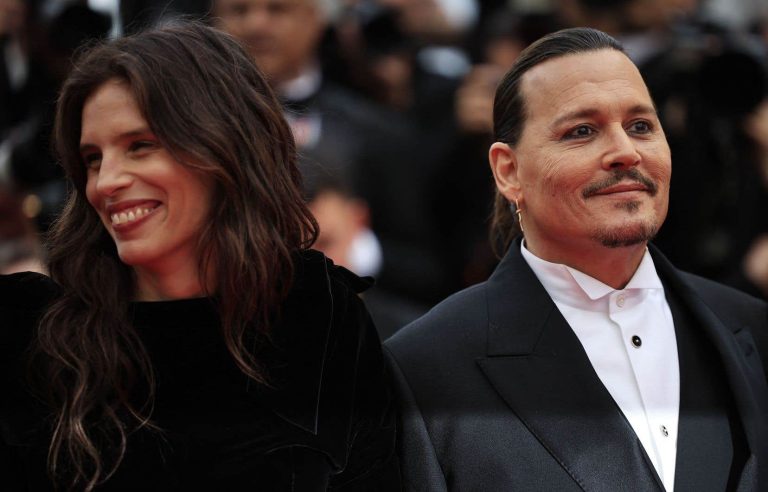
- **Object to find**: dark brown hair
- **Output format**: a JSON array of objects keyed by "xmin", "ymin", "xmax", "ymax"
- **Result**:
[
  {"xmin": 490, "ymin": 27, "xmax": 625, "ymax": 254},
  {"xmin": 34, "ymin": 21, "xmax": 318, "ymax": 489}
]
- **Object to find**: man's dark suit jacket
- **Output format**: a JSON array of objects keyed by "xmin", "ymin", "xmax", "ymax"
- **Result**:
[{"xmin": 384, "ymin": 240, "xmax": 768, "ymax": 491}]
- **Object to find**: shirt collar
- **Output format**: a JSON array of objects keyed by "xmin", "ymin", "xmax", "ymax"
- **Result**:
[
  {"xmin": 520, "ymin": 241, "xmax": 663, "ymax": 308},
  {"xmin": 278, "ymin": 63, "xmax": 322, "ymax": 102}
]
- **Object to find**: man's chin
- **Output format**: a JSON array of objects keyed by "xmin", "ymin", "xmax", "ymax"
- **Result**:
[{"xmin": 592, "ymin": 220, "xmax": 659, "ymax": 249}]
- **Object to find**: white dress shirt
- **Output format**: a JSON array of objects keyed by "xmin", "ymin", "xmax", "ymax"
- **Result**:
[{"xmin": 521, "ymin": 243, "xmax": 680, "ymax": 491}]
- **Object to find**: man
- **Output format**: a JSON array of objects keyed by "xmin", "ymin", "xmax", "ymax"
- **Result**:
[
  {"xmin": 211, "ymin": 0, "xmax": 462, "ymax": 327},
  {"xmin": 306, "ymin": 180, "xmax": 426, "ymax": 339},
  {"xmin": 385, "ymin": 27, "xmax": 768, "ymax": 491},
  {"xmin": 210, "ymin": 0, "xmax": 383, "ymax": 189},
  {"xmin": 211, "ymin": 0, "xmax": 328, "ymax": 88}
]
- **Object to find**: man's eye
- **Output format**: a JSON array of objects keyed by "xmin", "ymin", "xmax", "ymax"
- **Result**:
[
  {"xmin": 267, "ymin": 0, "xmax": 293, "ymax": 15},
  {"xmin": 564, "ymin": 125, "xmax": 595, "ymax": 139},
  {"xmin": 223, "ymin": 1, "xmax": 249, "ymax": 16},
  {"xmin": 628, "ymin": 120, "xmax": 652, "ymax": 133}
]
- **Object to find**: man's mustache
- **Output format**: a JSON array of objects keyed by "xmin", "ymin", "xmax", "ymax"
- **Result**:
[{"xmin": 581, "ymin": 168, "xmax": 658, "ymax": 198}]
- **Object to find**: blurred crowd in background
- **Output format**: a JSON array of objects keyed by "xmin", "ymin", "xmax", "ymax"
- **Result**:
[{"xmin": 2, "ymin": 0, "xmax": 768, "ymax": 337}]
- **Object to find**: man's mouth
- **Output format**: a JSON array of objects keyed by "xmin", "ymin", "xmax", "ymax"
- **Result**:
[
  {"xmin": 591, "ymin": 183, "xmax": 648, "ymax": 195},
  {"xmin": 582, "ymin": 169, "xmax": 658, "ymax": 198}
]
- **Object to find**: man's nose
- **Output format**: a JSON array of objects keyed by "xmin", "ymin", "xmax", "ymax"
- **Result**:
[
  {"xmin": 242, "ymin": 7, "xmax": 271, "ymax": 34},
  {"xmin": 94, "ymin": 155, "xmax": 132, "ymax": 197},
  {"xmin": 601, "ymin": 127, "xmax": 641, "ymax": 170}
]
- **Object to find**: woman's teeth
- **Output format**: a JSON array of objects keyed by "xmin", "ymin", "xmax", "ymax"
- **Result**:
[{"xmin": 111, "ymin": 207, "xmax": 154, "ymax": 225}]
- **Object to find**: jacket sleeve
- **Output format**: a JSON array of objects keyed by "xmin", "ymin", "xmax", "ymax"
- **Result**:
[
  {"xmin": 0, "ymin": 272, "xmax": 55, "ymax": 491},
  {"xmin": 382, "ymin": 346, "xmax": 447, "ymax": 492},
  {"xmin": 0, "ymin": 430, "xmax": 25, "ymax": 491},
  {"xmin": 752, "ymin": 303, "xmax": 768, "ymax": 383}
]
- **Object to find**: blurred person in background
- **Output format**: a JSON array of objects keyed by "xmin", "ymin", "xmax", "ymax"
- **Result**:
[
  {"xmin": 0, "ymin": 0, "xmax": 42, "ymax": 137},
  {"xmin": 349, "ymin": 10, "xmax": 470, "ymax": 304},
  {"xmin": 309, "ymin": 186, "xmax": 380, "ymax": 279},
  {"xmin": 0, "ymin": 0, "xmax": 53, "ymax": 188},
  {"xmin": 305, "ymin": 166, "xmax": 427, "ymax": 339},
  {"xmin": 1, "ymin": 2, "xmax": 110, "ymax": 232},
  {"xmin": 0, "ymin": 185, "xmax": 45, "ymax": 274},
  {"xmin": 209, "ymin": 0, "xmax": 389, "ymax": 229},
  {"xmin": 735, "ymin": 97, "xmax": 768, "ymax": 298},
  {"xmin": 0, "ymin": 22, "xmax": 398, "ymax": 490},
  {"xmin": 211, "ymin": 0, "xmax": 459, "ymax": 331}
]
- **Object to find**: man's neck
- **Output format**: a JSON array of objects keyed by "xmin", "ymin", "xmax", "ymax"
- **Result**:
[
  {"xmin": 523, "ymin": 238, "xmax": 648, "ymax": 290},
  {"xmin": 277, "ymin": 63, "xmax": 322, "ymax": 102}
]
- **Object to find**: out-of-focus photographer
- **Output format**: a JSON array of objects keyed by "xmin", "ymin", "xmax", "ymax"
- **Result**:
[
  {"xmin": 1, "ymin": 3, "xmax": 110, "ymax": 234},
  {"xmin": 0, "ymin": 185, "xmax": 45, "ymax": 275},
  {"xmin": 741, "ymin": 98, "xmax": 768, "ymax": 297}
]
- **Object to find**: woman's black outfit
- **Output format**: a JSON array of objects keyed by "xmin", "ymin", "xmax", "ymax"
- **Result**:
[{"xmin": 0, "ymin": 250, "xmax": 400, "ymax": 490}]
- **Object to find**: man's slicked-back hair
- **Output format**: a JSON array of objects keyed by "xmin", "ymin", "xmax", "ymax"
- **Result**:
[{"xmin": 490, "ymin": 27, "xmax": 626, "ymax": 254}]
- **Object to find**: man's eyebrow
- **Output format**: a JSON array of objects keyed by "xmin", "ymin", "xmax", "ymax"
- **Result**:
[
  {"xmin": 550, "ymin": 104, "xmax": 658, "ymax": 129},
  {"xmin": 626, "ymin": 104, "xmax": 658, "ymax": 117},
  {"xmin": 551, "ymin": 109, "xmax": 600, "ymax": 129}
]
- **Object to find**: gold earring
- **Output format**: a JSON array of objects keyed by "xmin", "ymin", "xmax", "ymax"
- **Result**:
[{"xmin": 515, "ymin": 198, "xmax": 524, "ymax": 233}]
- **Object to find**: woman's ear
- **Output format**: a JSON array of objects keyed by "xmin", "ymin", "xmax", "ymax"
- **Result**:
[{"xmin": 489, "ymin": 142, "xmax": 522, "ymax": 202}]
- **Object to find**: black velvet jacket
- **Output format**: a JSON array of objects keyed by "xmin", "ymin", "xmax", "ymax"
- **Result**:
[{"xmin": 0, "ymin": 250, "xmax": 400, "ymax": 490}]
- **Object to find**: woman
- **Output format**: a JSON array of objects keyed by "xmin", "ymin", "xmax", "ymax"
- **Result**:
[{"xmin": 0, "ymin": 23, "xmax": 399, "ymax": 490}]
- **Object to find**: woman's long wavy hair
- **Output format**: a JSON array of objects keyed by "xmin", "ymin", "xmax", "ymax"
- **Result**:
[{"xmin": 31, "ymin": 22, "xmax": 318, "ymax": 490}]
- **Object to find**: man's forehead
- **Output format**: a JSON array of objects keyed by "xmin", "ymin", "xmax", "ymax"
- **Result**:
[
  {"xmin": 523, "ymin": 49, "xmax": 641, "ymax": 86},
  {"xmin": 520, "ymin": 50, "xmax": 653, "ymax": 116}
]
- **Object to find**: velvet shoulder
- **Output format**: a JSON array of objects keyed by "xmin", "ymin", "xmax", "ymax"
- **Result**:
[
  {"xmin": 0, "ymin": 272, "xmax": 59, "ymax": 356},
  {"xmin": 266, "ymin": 249, "xmax": 376, "ymax": 432},
  {"xmin": 290, "ymin": 248, "xmax": 373, "ymax": 296},
  {"xmin": 0, "ymin": 271, "xmax": 59, "ymax": 311},
  {"xmin": 262, "ymin": 250, "xmax": 398, "ymax": 485},
  {"xmin": 0, "ymin": 273, "xmax": 60, "ymax": 441}
]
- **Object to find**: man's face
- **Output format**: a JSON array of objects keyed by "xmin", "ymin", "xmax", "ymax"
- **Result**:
[
  {"xmin": 213, "ymin": 0, "xmax": 324, "ymax": 85},
  {"xmin": 0, "ymin": 0, "xmax": 25, "ymax": 37},
  {"xmin": 498, "ymin": 49, "xmax": 671, "ymax": 259},
  {"xmin": 308, "ymin": 190, "xmax": 368, "ymax": 272}
]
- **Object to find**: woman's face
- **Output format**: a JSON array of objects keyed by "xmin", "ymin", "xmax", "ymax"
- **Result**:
[{"xmin": 81, "ymin": 80, "xmax": 215, "ymax": 293}]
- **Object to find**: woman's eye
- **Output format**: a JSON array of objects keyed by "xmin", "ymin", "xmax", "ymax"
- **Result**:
[
  {"xmin": 129, "ymin": 140, "xmax": 157, "ymax": 153},
  {"xmin": 83, "ymin": 153, "xmax": 102, "ymax": 169},
  {"xmin": 564, "ymin": 125, "xmax": 595, "ymax": 139}
]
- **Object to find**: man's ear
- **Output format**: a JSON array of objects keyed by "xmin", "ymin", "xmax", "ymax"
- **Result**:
[{"xmin": 489, "ymin": 142, "xmax": 521, "ymax": 202}]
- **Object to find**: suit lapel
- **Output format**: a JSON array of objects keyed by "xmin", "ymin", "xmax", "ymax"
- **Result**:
[
  {"xmin": 477, "ymin": 242, "xmax": 664, "ymax": 492},
  {"xmin": 669, "ymin": 287, "xmax": 739, "ymax": 492},
  {"xmin": 650, "ymin": 246, "xmax": 768, "ymax": 490}
]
